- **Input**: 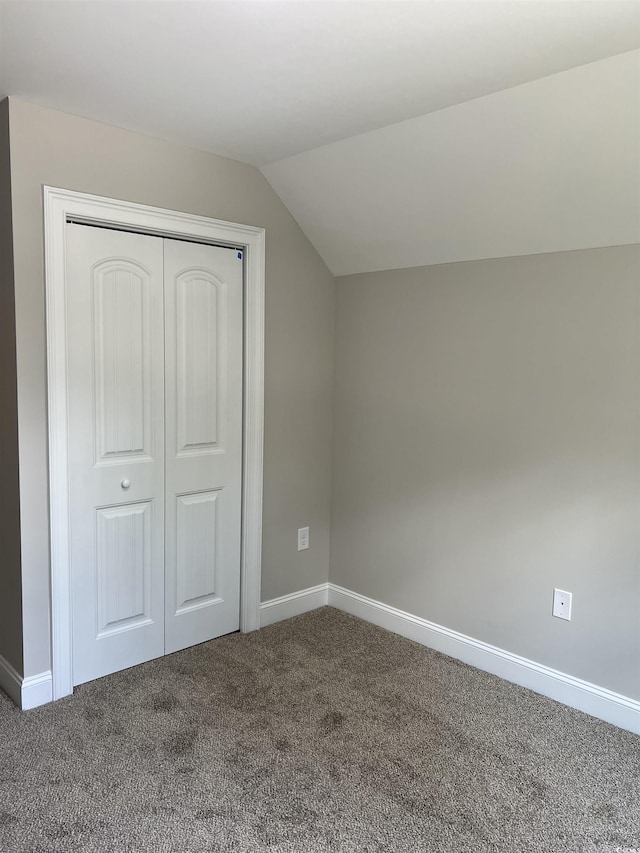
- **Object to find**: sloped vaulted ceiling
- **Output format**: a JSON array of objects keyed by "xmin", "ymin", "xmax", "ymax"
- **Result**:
[
  {"xmin": 262, "ymin": 50, "xmax": 640, "ymax": 276},
  {"xmin": 1, "ymin": 1, "xmax": 639, "ymax": 275}
]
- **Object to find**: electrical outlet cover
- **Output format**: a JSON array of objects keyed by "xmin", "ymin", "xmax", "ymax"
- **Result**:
[
  {"xmin": 552, "ymin": 588, "xmax": 572, "ymax": 621},
  {"xmin": 297, "ymin": 527, "xmax": 310, "ymax": 551}
]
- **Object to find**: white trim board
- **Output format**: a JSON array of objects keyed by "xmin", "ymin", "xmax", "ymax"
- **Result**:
[
  {"xmin": 0, "ymin": 656, "xmax": 52, "ymax": 710},
  {"xmin": 44, "ymin": 186, "xmax": 265, "ymax": 705},
  {"xmin": 260, "ymin": 581, "xmax": 639, "ymax": 734},
  {"xmin": 327, "ymin": 584, "xmax": 640, "ymax": 736},
  {"xmin": 260, "ymin": 584, "xmax": 329, "ymax": 627},
  {"xmin": 0, "ymin": 654, "xmax": 21, "ymax": 707}
]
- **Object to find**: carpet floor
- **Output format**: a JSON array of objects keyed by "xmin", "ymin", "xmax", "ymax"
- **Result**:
[{"xmin": 0, "ymin": 607, "xmax": 638, "ymax": 852}]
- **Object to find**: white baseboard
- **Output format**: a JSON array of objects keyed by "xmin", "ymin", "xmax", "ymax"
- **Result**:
[
  {"xmin": 0, "ymin": 654, "xmax": 52, "ymax": 711},
  {"xmin": 327, "ymin": 583, "xmax": 640, "ymax": 736},
  {"xmin": 0, "ymin": 653, "xmax": 22, "ymax": 707},
  {"xmin": 260, "ymin": 583, "xmax": 329, "ymax": 627},
  {"xmin": 6, "ymin": 580, "xmax": 637, "ymax": 732},
  {"xmin": 22, "ymin": 670, "xmax": 53, "ymax": 710}
]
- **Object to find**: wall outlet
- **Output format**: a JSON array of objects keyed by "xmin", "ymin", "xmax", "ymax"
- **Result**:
[
  {"xmin": 552, "ymin": 588, "xmax": 572, "ymax": 621},
  {"xmin": 297, "ymin": 527, "xmax": 310, "ymax": 551}
]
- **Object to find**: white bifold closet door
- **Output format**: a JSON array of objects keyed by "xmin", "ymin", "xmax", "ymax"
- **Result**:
[
  {"xmin": 163, "ymin": 237, "xmax": 242, "ymax": 654},
  {"xmin": 66, "ymin": 224, "xmax": 242, "ymax": 686}
]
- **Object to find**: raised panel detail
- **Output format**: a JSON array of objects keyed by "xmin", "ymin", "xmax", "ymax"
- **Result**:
[
  {"xmin": 176, "ymin": 491, "xmax": 220, "ymax": 613},
  {"xmin": 96, "ymin": 501, "xmax": 152, "ymax": 636},
  {"xmin": 94, "ymin": 260, "xmax": 152, "ymax": 463},
  {"xmin": 176, "ymin": 270, "xmax": 225, "ymax": 454}
]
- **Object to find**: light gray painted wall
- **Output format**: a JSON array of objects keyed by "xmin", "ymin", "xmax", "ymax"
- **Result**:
[
  {"xmin": 0, "ymin": 99, "xmax": 23, "ymax": 673},
  {"xmin": 331, "ymin": 246, "xmax": 640, "ymax": 700},
  {"xmin": 7, "ymin": 97, "xmax": 335, "ymax": 678}
]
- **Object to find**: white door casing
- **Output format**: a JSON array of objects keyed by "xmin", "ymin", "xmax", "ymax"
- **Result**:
[
  {"xmin": 164, "ymin": 239, "xmax": 243, "ymax": 653},
  {"xmin": 44, "ymin": 187, "xmax": 265, "ymax": 702}
]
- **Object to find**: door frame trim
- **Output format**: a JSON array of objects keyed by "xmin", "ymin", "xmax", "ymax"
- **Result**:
[{"xmin": 44, "ymin": 186, "xmax": 265, "ymax": 701}]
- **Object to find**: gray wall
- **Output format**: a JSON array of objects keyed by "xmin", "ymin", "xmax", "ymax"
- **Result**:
[
  {"xmin": 331, "ymin": 246, "xmax": 640, "ymax": 700},
  {"xmin": 7, "ymin": 97, "xmax": 335, "ymax": 678},
  {"xmin": 0, "ymin": 99, "xmax": 23, "ymax": 673},
  {"xmin": 5, "ymin": 95, "xmax": 638, "ymax": 703}
]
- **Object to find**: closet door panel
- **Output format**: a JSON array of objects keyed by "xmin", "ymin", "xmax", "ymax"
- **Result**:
[
  {"xmin": 66, "ymin": 224, "xmax": 165, "ymax": 686},
  {"xmin": 164, "ymin": 239, "xmax": 243, "ymax": 653}
]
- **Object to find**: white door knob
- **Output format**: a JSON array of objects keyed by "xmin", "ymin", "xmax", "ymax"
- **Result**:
[{"xmin": 121, "ymin": 479, "xmax": 131, "ymax": 490}]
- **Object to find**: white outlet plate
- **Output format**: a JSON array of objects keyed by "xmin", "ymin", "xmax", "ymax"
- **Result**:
[
  {"xmin": 297, "ymin": 527, "xmax": 309, "ymax": 551},
  {"xmin": 553, "ymin": 588, "xmax": 572, "ymax": 621}
]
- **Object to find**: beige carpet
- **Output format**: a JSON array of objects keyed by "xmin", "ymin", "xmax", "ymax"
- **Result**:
[{"xmin": 0, "ymin": 607, "xmax": 638, "ymax": 852}]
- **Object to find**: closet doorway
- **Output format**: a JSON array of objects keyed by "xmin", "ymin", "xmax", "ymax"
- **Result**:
[{"xmin": 44, "ymin": 187, "xmax": 265, "ymax": 700}]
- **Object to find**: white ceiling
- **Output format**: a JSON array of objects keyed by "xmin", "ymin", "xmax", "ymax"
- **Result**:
[
  {"xmin": 263, "ymin": 50, "xmax": 640, "ymax": 275},
  {"xmin": 1, "ymin": 1, "xmax": 639, "ymax": 276},
  {"xmin": 1, "ymin": 0, "xmax": 639, "ymax": 166}
]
